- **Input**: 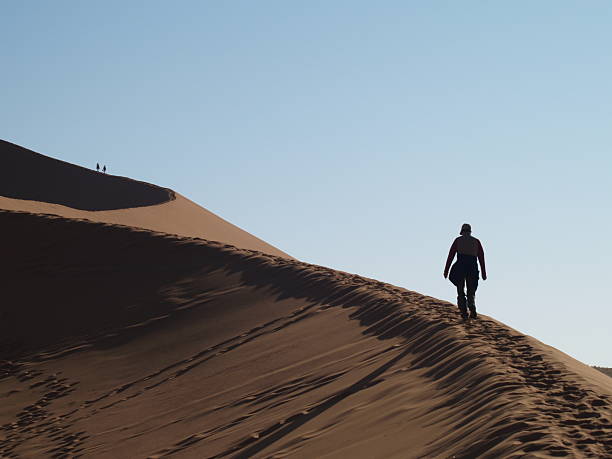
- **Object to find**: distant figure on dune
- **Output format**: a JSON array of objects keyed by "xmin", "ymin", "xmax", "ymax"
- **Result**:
[
  {"xmin": 444, "ymin": 223, "xmax": 487, "ymax": 320},
  {"xmin": 103, "ymin": 165, "xmax": 107, "ymax": 174},
  {"xmin": 96, "ymin": 163, "xmax": 100, "ymax": 172}
]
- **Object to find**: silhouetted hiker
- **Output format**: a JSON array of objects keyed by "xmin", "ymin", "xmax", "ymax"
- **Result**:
[
  {"xmin": 103, "ymin": 165, "xmax": 106, "ymax": 174},
  {"xmin": 444, "ymin": 223, "xmax": 487, "ymax": 320},
  {"xmin": 96, "ymin": 163, "xmax": 100, "ymax": 172}
]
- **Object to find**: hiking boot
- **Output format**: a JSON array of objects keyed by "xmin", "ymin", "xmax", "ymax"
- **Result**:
[
  {"xmin": 457, "ymin": 294, "xmax": 467, "ymax": 316},
  {"xmin": 467, "ymin": 296, "xmax": 477, "ymax": 319}
]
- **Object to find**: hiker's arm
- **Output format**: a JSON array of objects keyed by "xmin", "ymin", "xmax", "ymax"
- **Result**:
[
  {"xmin": 443, "ymin": 240, "xmax": 457, "ymax": 278},
  {"xmin": 478, "ymin": 241, "xmax": 487, "ymax": 280}
]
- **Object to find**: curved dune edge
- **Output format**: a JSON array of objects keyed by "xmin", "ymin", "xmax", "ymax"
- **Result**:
[
  {"xmin": 0, "ymin": 193, "xmax": 291, "ymax": 259},
  {"xmin": 0, "ymin": 139, "xmax": 175, "ymax": 211},
  {"xmin": 1, "ymin": 210, "xmax": 611, "ymax": 458},
  {"xmin": 1, "ymin": 139, "xmax": 290, "ymax": 258}
]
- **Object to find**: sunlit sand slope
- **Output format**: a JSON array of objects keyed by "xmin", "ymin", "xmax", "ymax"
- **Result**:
[
  {"xmin": 0, "ymin": 140, "xmax": 290, "ymax": 258},
  {"xmin": 1, "ymin": 210, "xmax": 611, "ymax": 458}
]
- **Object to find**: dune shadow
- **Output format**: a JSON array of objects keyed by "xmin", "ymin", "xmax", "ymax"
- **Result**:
[
  {"xmin": 3, "ymin": 212, "xmax": 611, "ymax": 459},
  {"xmin": 1, "ymin": 140, "xmax": 174, "ymax": 211}
]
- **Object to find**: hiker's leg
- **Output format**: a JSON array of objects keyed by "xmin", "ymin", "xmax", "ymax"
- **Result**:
[
  {"xmin": 466, "ymin": 274, "xmax": 479, "ymax": 317},
  {"xmin": 456, "ymin": 280, "xmax": 467, "ymax": 317}
]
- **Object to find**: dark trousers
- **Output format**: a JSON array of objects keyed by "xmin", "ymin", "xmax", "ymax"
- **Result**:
[{"xmin": 456, "ymin": 274, "xmax": 478, "ymax": 315}]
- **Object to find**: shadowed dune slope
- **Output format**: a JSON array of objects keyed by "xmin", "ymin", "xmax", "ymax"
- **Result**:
[
  {"xmin": 0, "ymin": 140, "xmax": 290, "ymax": 258},
  {"xmin": 1, "ymin": 140, "xmax": 173, "ymax": 211},
  {"xmin": 1, "ymin": 210, "xmax": 611, "ymax": 458}
]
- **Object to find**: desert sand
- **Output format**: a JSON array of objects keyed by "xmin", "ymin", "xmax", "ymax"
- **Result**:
[
  {"xmin": 0, "ymin": 140, "xmax": 290, "ymax": 259},
  {"xmin": 1, "ymin": 141, "xmax": 611, "ymax": 458}
]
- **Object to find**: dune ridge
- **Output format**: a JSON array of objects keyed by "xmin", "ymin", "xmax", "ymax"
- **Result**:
[
  {"xmin": 1, "ymin": 140, "xmax": 174, "ymax": 211},
  {"xmin": 1, "ymin": 209, "xmax": 610, "ymax": 458},
  {"xmin": 1, "ymin": 140, "xmax": 290, "ymax": 258}
]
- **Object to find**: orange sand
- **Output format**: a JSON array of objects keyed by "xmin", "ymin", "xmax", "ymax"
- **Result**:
[
  {"xmin": 0, "ymin": 140, "xmax": 289, "ymax": 258},
  {"xmin": 0, "ymin": 141, "xmax": 610, "ymax": 458}
]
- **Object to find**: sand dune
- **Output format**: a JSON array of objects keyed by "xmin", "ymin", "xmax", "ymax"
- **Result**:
[
  {"xmin": 1, "ymin": 140, "xmax": 289, "ymax": 258},
  {"xmin": 1, "ymin": 209, "xmax": 610, "ymax": 458},
  {"xmin": 0, "ymin": 140, "xmax": 173, "ymax": 211}
]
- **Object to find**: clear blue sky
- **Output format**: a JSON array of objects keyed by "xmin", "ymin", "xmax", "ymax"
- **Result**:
[{"xmin": 2, "ymin": 1, "xmax": 611, "ymax": 365}]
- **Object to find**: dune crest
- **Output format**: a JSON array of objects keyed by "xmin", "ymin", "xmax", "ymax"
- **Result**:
[
  {"xmin": 1, "ymin": 140, "xmax": 173, "ymax": 211},
  {"xmin": 1, "ymin": 210, "xmax": 610, "ymax": 458},
  {"xmin": 0, "ymin": 140, "xmax": 290, "ymax": 258}
]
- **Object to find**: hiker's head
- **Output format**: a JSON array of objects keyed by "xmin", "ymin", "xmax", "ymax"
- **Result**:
[{"xmin": 460, "ymin": 223, "xmax": 471, "ymax": 235}]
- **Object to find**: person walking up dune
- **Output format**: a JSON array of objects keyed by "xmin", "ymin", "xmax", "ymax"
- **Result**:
[
  {"xmin": 443, "ymin": 223, "xmax": 487, "ymax": 320},
  {"xmin": 103, "ymin": 165, "xmax": 106, "ymax": 174},
  {"xmin": 96, "ymin": 163, "xmax": 100, "ymax": 172}
]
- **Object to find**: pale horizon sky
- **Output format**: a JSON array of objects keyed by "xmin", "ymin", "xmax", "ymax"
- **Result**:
[{"xmin": 2, "ymin": 1, "xmax": 611, "ymax": 366}]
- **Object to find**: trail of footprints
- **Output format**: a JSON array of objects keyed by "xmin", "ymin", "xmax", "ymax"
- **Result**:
[
  {"xmin": 0, "ymin": 367, "xmax": 86, "ymax": 458},
  {"xmin": 393, "ymin": 285, "xmax": 611, "ymax": 456},
  {"xmin": 469, "ymin": 318, "xmax": 612, "ymax": 457},
  {"xmin": 1, "ymin": 282, "xmax": 391, "ymax": 459},
  {"xmin": 146, "ymin": 266, "xmax": 612, "ymax": 458},
  {"xmin": 0, "ymin": 274, "xmax": 325, "ymax": 457},
  {"xmin": 382, "ymin": 286, "xmax": 612, "ymax": 457},
  {"xmin": 2, "ymin": 254, "xmax": 611, "ymax": 457}
]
